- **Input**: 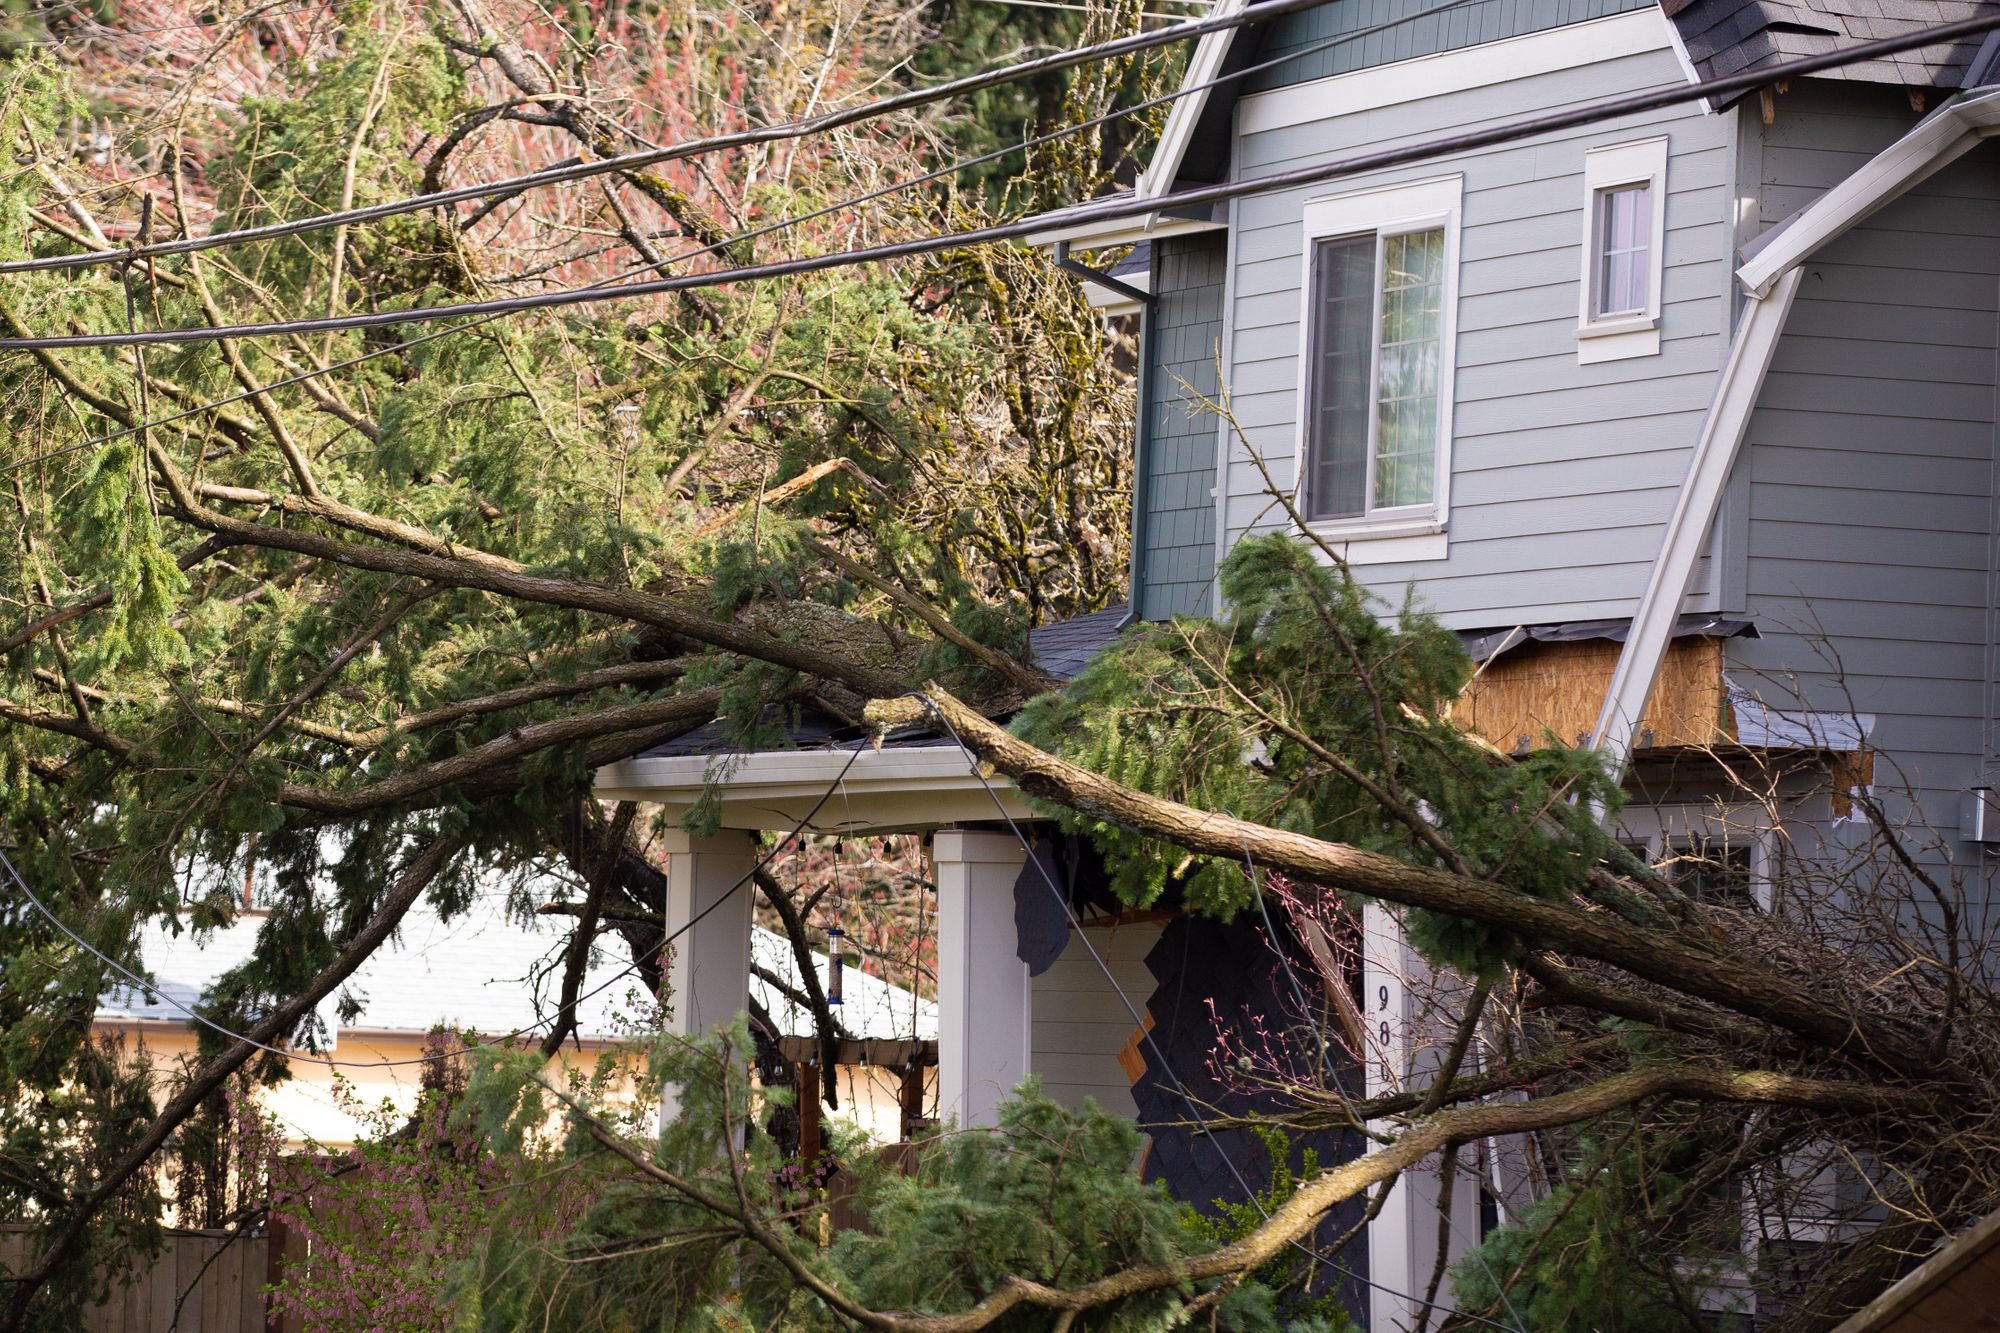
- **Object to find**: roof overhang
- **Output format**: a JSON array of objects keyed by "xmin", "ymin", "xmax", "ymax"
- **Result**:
[
  {"xmin": 1738, "ymin": 86, "xmax": 2000, "ymax": 297},
  {"xmin": 592, "ymin": 744, "xmax": 1033, "ymax": 833},
  {"xmin": 1020, "ymin": 207, "xmax": 1225, "ymax": 252}
]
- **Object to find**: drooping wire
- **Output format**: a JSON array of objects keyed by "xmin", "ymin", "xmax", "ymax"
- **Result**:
[
  {"xmin": 914, "ymin": 694, "xmax": 1528, "ymax": 1333},
  {"xmin": 0, "ymin": 744, "xmax": 867, "ymax": 1070},
  {"xmin": 0, "ymin": 0, "xmax": 1484, "ymax": 480},
  {"xmin": 13, "ymin": 5, "xmax": 2000, "ymax": 351},
  {"xmin": 0, "ymin": 0, "xmax": 1330, "ymax": 276}
]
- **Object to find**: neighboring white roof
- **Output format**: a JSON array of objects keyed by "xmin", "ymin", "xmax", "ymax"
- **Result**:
[{"xmin": 97, "ymin": 885, "xmax": 934, "ymax": 1047}]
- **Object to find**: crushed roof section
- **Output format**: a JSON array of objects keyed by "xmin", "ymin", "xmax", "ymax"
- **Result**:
[
  {"xmin": 1663, "ymin": 0, "xmax": 2000, "ymax": 95},
  {"xmin": 1461, "ymin": 614, "xmax": 1758, "ymax": 664},
  {"xmin": 639, "ymin": 602, "xmax": 1130, "ymax": 759}
]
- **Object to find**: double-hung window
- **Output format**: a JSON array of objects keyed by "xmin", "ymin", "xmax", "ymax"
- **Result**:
[
  {"xmin": 1298, "ymin": 176, "xmax": 1461, "ymax": 557},
  {"xmin": 1577, "ymin": 138, "xmax": 1668, "ymax": 363}
]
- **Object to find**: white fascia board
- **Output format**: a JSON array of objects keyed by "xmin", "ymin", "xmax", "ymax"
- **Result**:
[
  {"xmin": 1738, "ymin": 89, "xmax": 2000, "ymax": 298},
  {"xmin": 592, "ymin": 744, "xmax": 1032, "ymax": 829},
  {"xmin": 1022, "ymin": 210, "xmax": 1224, "ymax": 251},
  {"xmin": 1237, "ymin": 8, "xmax": 1671, "ymax": 137},
  {"xmin": 1138, "ymin": 0, "xmax": 1247, "ymax": 201},
  {"xmin": 1594, "ymin": 268, "xmax": 1803, "ymax": 760}
]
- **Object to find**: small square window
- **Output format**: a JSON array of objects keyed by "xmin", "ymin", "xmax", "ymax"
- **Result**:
[
  {"xmin": 1594, "ymin": 183, "xmax": 1652, "ymax": 318},
  {"xmin": 1577, "ymin": 138, "xmax": 1667, "ymax": 364},
  {"xmin": 1664, "ymin": 836, "xmax": 1757, "ymax": 910}
]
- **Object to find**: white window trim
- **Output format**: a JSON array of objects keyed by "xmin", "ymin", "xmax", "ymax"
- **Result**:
[
  {"xmin": 1295, "ymin": 174, "xmax": 1461, "ymax": 556},
  {"xmin": 1577, "ymin": 137, "xmax": 1668, "ymax": 365},
  {"xmin": 1616, "ymin": 804, "xmax": 1773, "ymax": 910}
]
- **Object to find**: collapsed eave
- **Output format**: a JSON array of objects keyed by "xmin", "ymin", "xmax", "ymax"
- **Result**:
[{"xmin": 592, "ymin": 743, "xmax": 1034, "ymax": 833}]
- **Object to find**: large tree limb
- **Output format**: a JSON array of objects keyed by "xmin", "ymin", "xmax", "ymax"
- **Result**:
[
  {"xmin": 165, "ymin": 495, "xmax": 911, "ymax": 697},
  {"xmin": 277, "ymin": 688, "xmax": 723, "ymax": 815},
  {"xmin": 901, "ymin": 687, "xmax": 1932, "ymax": 1071},
  {"xmin": 546, "ymin": 1061, "xmax": 1923, "ymax": 1332}
]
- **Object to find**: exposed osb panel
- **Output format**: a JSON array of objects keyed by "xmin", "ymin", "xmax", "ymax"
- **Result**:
[
  {"xmin": 1116, "ymin": 1010, "xmax": 1155, "ymax": 1085},
  {"xmin": 1452, "ymin": 637, "xmax": 1730, "ymax": 754},
  {"xmin": 1830, "ymin": 748, "xmax": 1876, "ymax": 820}
]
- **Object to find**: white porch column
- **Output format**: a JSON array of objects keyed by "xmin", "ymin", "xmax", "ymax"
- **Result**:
[
  {"xmin": 657, "ymin": 829, "xmax": 757, "ymax": 1125},
  {"xmin": 1362, "ymin": 903, "xmax": 1481, "ymax": 1331},
  {"xmin": 933, "ymin": 829, "xmax": 1031, "ymax": 1128}
]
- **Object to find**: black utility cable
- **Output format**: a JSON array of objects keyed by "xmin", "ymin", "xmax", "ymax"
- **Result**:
[
  {"xmin": 0, "ymin": 743, "xmax": 865, "ymax": 1070},
  {"xmin": 17, "ymin": 7, "xmax": 1998, "ymax": 351},
  {"xmin": 0, "ymin": 0, "xmax": 1333, "ymax": 276},
  {"xmin": 0, "ymin": 0, "xmax": 1483, "ymax": 479}
]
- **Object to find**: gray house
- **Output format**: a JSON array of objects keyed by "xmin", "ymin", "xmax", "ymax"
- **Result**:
[
  {"xmin": 595, "ymin": 1, "xmax": 2000, "ymax": 1325},
  {"xmin": 1024, "ymin": 0, "xmax": 2000, "ymax": 1322}
]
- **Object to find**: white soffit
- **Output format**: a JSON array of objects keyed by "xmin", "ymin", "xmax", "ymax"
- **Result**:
[
  {"xmin": 1237, "ymin": 8, "xmax": 1672, "ymax": 137},
  {"xmin": 1137, "ymin": 0, "xmax": 1248, "ymax": 201},
  {"xmin": 592, "ymin": 745, "xmax": 1032, "ymax": 833}
]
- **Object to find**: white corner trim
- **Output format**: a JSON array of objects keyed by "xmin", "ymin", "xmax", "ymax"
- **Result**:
[
  {"xmin": 1138, "ymin": 0, "xmax": 1246, "ymax": 201},
  {"xmin": 1239, "ymin": 8, "xmax": 1672, "ymax": 138},
  {"xmin": 1594, "ymin": 267, "xmax": 1803, "ymax": 761},
  {"xmin": 1738, "ymin": 88, "xmax": 2000, "ymax": 297}
]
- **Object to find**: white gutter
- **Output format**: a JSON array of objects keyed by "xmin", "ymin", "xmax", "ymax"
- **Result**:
[
  {"xmin": 1738, "ymin": 89, "xmax": 2000, "ymax": 298},
  {"xmin": 1596, "ymin": 88, "xmax": 2000, "ymax": 763},
  {"xmin": 1593, "ymin": 267, "xmax": 1801, "ymax": 757}
]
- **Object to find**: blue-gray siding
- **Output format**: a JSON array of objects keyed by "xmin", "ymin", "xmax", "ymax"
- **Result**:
[
  {"xmin": 1221, "ymin": 33, "xmax": 1736, "ymax": 627},
  {"xmin": 1246, "ymin": 0, "xmax": 1657, "ymax": 94},
  {"xmin": 1141, "ymin": 233, "xmax": 1226, "ymax": 620},
  {"xmin": 1726, "ymin": 84, "xmax": 2000, "ymax": 827}
]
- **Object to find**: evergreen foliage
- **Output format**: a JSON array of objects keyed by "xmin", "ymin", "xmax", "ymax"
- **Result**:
[
  {"xmin": 1450, "ymin": 1111, "xmax": 1750, "ymax": 1332},
  {"xmin": 458, "ymin": 1024, "xmax": 1318, "ymax": 1330},
  {"xmin": 1014, "ymin": 533, "xmax": 1626, "ymax": 969}
]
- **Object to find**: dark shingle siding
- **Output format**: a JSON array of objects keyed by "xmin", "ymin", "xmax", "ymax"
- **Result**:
[{"xmin": 1140, "ymin": 233, "xmax": 1226, "ymax": 621}]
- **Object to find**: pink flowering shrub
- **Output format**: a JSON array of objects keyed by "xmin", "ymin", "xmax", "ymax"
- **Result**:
[{"xmin": 261, "ymin": 1035, "xmax": 589, "ymax": 1331}]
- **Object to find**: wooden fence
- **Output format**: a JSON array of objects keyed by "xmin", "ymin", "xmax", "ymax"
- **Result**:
[{"xmin": 0, "ymin": 1224, "xmax": 275, "ymax": 1332}]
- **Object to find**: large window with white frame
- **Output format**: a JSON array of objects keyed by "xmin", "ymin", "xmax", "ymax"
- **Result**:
[
  {"xmin": 1298, "ymin": 176, "xmax": 1461, "ymax": 552},
  {"xmin": 1577, "ymin": 137, "xmax": 1668, "ymax": 364}
]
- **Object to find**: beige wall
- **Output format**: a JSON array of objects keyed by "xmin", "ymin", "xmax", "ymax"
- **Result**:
[{"xmin": 102, "ymin": 1021, "xmax": 916, "ymax": 1150}]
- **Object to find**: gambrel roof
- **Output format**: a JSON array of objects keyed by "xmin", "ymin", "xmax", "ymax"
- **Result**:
[{"xmin": 1663, "ymin": 0, "xmax": 1999, "ymax": 98}]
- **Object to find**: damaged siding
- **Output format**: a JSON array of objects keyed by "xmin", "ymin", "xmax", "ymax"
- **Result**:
[
  {"xmin": 1142, "ymin": 233, "xmax": 1226, "ymax": 620},
  {"xmin": 1220, "ymin": 38, "xmax": 1735, "ymax": 627},
  {"xmin": 1727, "ymin": 85, "xmax": 2000, "ymax": 824},
  {"xmin": 1029, "ymin": 922, "xmax": 1161, "ymax": 1119}
]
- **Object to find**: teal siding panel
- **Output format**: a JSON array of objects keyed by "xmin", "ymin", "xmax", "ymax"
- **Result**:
[
  {"xmin": 1141, "ymin": 232, "xmax": 1227, "ymax": 620},
  {"xmin": 1245, "ymin": 0, "xmax": 1657, "ymax": 95}
]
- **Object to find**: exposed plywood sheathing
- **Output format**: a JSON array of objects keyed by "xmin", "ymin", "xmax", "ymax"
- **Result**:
[{"xmin": 1456, "ymin": 636, "xmax": 1731, "ymax": 753}]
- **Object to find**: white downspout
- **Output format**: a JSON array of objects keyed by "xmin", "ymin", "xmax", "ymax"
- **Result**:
[{"xmin": 1593, "ymin": 266, "xmax": 1803, "ymax": 759}]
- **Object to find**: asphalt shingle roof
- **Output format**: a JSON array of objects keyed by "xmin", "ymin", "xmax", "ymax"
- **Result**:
[{"xmin": 1663, "ymin": 0, "xmax": 2000, "ymax": 98}]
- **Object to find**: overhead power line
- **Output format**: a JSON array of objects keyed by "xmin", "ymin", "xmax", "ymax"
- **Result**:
[
  {"xmin": 12, "ymin": 8, "xmax": 1998, "ymax": 352},
  {"xmin": 0, "ymin": 0, "xmax": 1332, "ymax": 277},
  {"xmin": 1, "ymin": 744, "xmax": 865, "ymax": 1070},
  {"xmin": 0, "ymin": 0, "xmax": 1482, "ymax": 477}
]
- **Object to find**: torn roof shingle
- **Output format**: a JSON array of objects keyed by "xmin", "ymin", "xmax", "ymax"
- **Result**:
[
  {"xmin": 1664, "ymin": 0, "xmax": 2000, "ymax": 100},
  {"xmin": 640, "ymin": 603, "xmax": 1131, "ymax": 760}
]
